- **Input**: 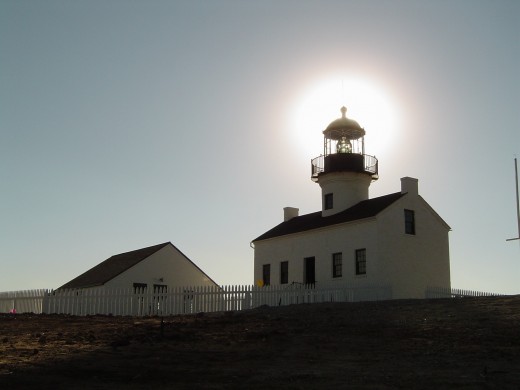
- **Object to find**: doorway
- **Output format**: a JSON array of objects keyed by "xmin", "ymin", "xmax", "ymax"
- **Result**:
[{"xmin": 304, "ymin": 257, "xmax": 315, "ymax": 285}]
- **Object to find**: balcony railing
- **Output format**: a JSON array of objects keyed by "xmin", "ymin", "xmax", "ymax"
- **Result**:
[{"xmin": 311, "ymin": 153, "xmax": 378, "ymax": 181}]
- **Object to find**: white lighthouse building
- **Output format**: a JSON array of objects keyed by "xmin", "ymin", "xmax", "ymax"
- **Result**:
[{"xmin": 252, "ymin": 107, "xmax": 451, "ymax": 299}]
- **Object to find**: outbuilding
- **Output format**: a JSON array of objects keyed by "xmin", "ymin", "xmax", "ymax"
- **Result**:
[{"xmin": 59, "ymin": 242, "xmax": 219, "ymax": 293}]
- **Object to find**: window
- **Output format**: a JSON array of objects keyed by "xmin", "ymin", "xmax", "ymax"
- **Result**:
[
  {"xmin": 280, "ymin": 261, "xmax": 288, "ymax": 284},
  {"xmin": 355, "ymin": 249, "xmax": 366, "ymax": 275},
  {"xmin": 324, "ymin": 193, "xmax": 333, "ymax": 210},
  {"xmin": 404, "ymin": 209, "xmax": 416, "ymax": 235},
  {"xmin": 262, "ymin": 264, "xmax": 271, "ymax": 286},
  {"xmin": 153, "ymin": 284, "xmax": 167, "ymax": 293},
  {"xmin": 332, "ymin": 252, "xmax": 342, "ymax": 278},
  {"xmin": 133, "ymin": 283, "xmax": 147, "ymax": 293}
]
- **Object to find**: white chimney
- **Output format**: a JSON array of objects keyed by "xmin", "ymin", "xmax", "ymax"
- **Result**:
[
  {"xmin": 401, "ymin": 177, "xmax": 419, "ymax": 197},
  {"xmin": 283, "ymin": 207, "xmax": 299, "ymax": 222}
]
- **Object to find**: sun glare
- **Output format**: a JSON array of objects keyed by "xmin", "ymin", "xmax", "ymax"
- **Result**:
[{"xmin": 289, "ymin": 76, "xmax": 400, "ymax": 158}]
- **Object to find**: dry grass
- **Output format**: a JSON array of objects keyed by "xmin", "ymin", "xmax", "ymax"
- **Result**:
[{"xmin": 1, "ymin": 296, "xmax": 519, "ymax": 389}]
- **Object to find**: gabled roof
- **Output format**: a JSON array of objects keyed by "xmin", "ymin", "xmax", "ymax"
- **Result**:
[
  {"xmin": 59, "ymin": 242, "xmax": 170, "ymax": 290},
  {"xmin": 253, "ymin": 192, "xmax": 405, "ymax": 242}
]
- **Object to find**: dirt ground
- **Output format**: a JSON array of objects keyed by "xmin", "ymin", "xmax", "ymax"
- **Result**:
[{"xmin": 1, "ymin": 296, "xmax": 519, "ymax": 389}]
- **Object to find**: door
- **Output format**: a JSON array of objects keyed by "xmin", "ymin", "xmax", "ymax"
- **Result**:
[{"xmin": 304, "ymin": 257, "xmax": 315, "ymax": 285}]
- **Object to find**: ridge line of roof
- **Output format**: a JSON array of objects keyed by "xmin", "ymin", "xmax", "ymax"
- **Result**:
[{"xmin": 58, "ymin": 242, "xmax": 171, "ymax": 290}]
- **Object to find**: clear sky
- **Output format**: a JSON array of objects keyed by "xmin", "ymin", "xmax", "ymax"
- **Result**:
[{"xmin": 1, "ymin": 0, "xmax": 519, "ymax": 294}]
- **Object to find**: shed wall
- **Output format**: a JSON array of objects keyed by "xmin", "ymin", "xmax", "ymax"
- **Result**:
[{"xmin": 104, "ymin": 245, "xmax": 218, "ymax": 290}]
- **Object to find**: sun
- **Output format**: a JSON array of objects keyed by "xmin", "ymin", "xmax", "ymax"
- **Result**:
[{"xmin": 288, "ymin": 76, "xmax": 400, "ymax": 158}]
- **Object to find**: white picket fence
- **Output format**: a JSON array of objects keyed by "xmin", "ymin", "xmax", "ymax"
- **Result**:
[
  {"xmin": 0, "ymin": 283, "xmax": 392, "ymax": 316},
  {"xmin": 1, "ymin": 285, "xmax": 505, "ymax": 316},
  {"xmin": 425, "ymin": 286, "xmax": 504, "ymax": 299},
  {"xmin": 0, "ymin": 289, "xmax": 47, "ymax": 314}
]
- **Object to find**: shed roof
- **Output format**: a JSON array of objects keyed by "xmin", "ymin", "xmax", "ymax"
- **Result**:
[
  {"xmin": 58, "ymin": 242, "xmax": 170, "ymax": 290},
  {"xmin": 252, "ymin": 192, "xmax": 405, "ymax": 242}
]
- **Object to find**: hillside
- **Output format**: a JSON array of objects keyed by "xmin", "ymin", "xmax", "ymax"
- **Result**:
[{"xmin": 1, "ymin": 296, "xmax": 519, "ymax": 389}]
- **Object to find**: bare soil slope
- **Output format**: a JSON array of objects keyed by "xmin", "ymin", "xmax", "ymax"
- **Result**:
[{"xmin": 1, "ymin": 296, "xmax": 519, "ymax": 389}]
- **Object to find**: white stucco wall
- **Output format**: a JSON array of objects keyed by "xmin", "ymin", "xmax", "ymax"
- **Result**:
[
  {"xmin": 376, "ymin": 195, "xmax": 451, "ymax": 299},
  {"xmin": 104, "ymin": 244, "xmax": 218, "ymax": 290},
  {"xmin": 254, "ymin": 219, "xmax": 381, "ymax": 288}
]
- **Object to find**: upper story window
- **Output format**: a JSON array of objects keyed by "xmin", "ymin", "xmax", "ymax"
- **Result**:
[
  {"xmin": 332, "ymin": 252, "xmax": 342, "ymax": 278},
  {"xmin": 404, "ymin": 209, "xmax": 416, "ymax": 235},
  {"xmin": 324, "ymin": 193, "xmax": 333, "ymax": 210},
  {"xmin": 280, "ymin": 261, "xmax": 288, "ymax": 284},
  {"xmin": 355, "ymin": 249, "xmax": 366, "ymax": 275},
  {"xmin": 262, "ymin": 264, "xmax": 271, "ymax": 286}
]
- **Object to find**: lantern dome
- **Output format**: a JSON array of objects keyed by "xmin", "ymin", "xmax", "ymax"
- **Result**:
[{"xmin": 323, "ymin": 106, "xmax": 365, "ymax": 140}]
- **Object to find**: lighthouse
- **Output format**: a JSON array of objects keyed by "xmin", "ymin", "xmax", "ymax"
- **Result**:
[
  {"xmin": 252, "ymin": 106, "xmax": 451, "ymax": 299},
  {"xmin": 311, "ymin": 106, "xmax": 379, "ymax": 217}
]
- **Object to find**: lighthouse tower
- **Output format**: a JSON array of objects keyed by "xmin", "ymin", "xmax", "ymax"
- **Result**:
[{"xmin": 311, "ymin": 107, "xmax": 379, "ymax": 217}]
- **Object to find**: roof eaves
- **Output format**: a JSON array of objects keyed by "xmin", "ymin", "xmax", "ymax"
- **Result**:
[
  {"xmin": 254, "ymin": 215, "xmax": 378, "ymax": 243},
  {"xmin": 165, "ymin": 242, "xmax": 221, "ymax": 288},
  {"xmin": 418, "ymin": 196, "xmax": 452, "ymax": 231},
  {"xmin": 252, "ymin": 192, "xmax": 404, "ymax": 243}
]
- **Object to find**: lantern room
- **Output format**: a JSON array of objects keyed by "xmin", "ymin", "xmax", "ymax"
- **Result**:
[{"xmin": 311, "ymin": 106, "xmax": 378, "ymax": 182}]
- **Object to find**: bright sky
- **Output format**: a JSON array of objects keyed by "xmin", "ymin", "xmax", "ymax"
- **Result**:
[{"xmin": 1, "ymin": 1, "xmax": 519, "ymax": 294}]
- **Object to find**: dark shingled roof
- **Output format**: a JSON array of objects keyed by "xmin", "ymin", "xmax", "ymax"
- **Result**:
[
  {"xmin": 253, "ymin": 192, "xmax": 405, "ymax": 242},
  {"xmin": 59, "ymin": 242, "xmax": 170, "ymax": 290}
]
